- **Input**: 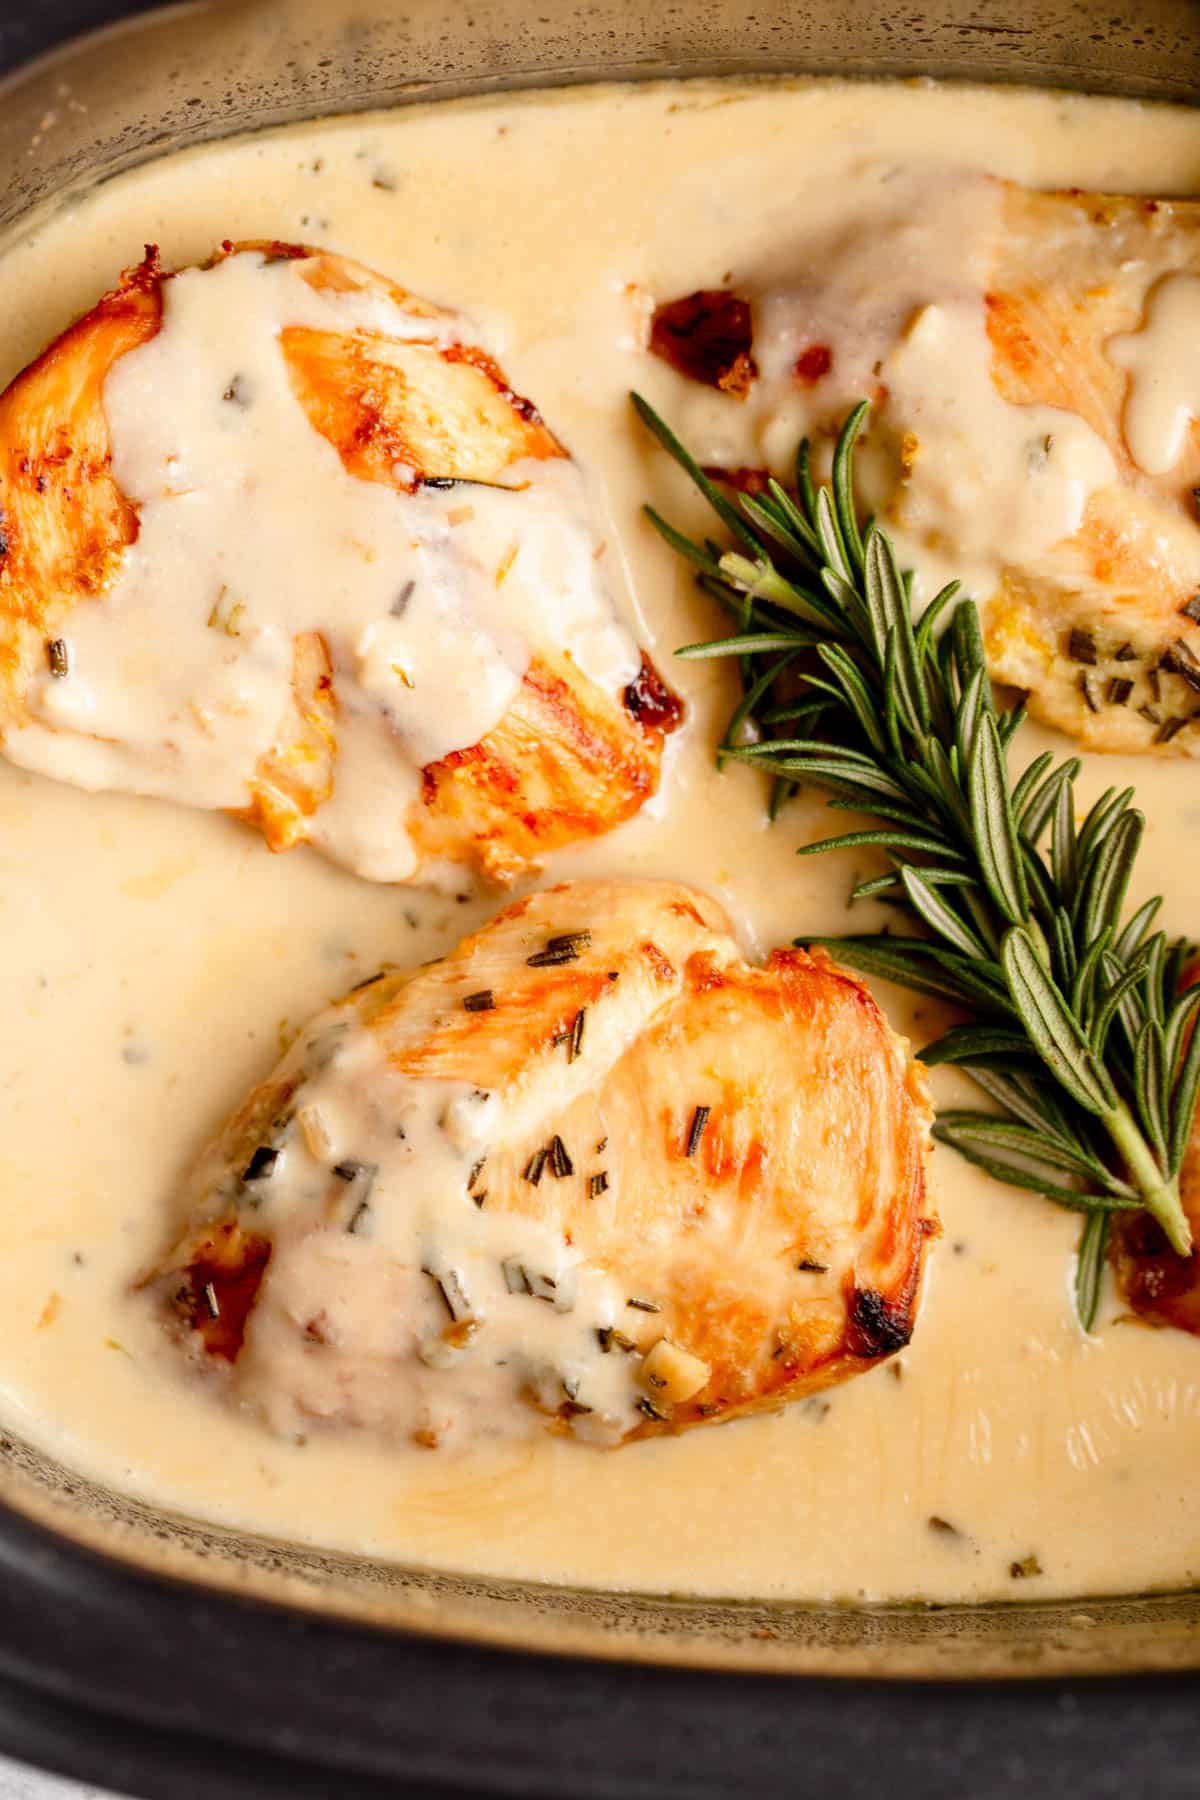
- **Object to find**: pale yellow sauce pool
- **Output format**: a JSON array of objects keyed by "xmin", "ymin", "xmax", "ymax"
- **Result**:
[{"xmin": 1, "ymin": 76, "xmax": 1200, "ymax": 1604}]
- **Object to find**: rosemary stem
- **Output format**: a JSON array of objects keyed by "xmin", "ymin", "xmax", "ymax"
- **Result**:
[
  {"xmin": 636, "ymin": 389, "xmax": 1200, "ymax": 1328},
  {"xmin": 1103, "ymin": 1098, "xmax": 1192, "ymax": 1255}
]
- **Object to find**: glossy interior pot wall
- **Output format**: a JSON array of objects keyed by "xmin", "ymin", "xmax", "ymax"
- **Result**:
[{"xmin": 0, "ymin": 0, "xmax": 1198, "ymax": 1680}]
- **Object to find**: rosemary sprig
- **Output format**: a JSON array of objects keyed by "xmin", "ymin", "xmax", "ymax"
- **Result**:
[{"xmin": 634, "ymin": 392, "xmax": 1200, "ymax": 1330}]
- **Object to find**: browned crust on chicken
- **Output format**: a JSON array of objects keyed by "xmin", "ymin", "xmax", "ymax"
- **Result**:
[
  {"xmin": 150, "ymin": 880, "xmax": 935, "ymax": 1445},
  {"xmin": 414, "ymin": 650, "xmax": 678, "ymax": 883},
  {"xmin": 165, "ymin": 1217, "xmax": 273, "ymax": 1362},
  {"xmin": 0, "ymin": 250, "xmax": 161, "ymax": 726},
  {"xmin": 279, "ymin": 328, "xmax": 563, "ymax": 493},
  {"xmin": 0, "ymin": 243, "xmax": 680, "ymax": 877}
]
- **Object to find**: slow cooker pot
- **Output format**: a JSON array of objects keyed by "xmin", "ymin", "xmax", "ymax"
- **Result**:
[{"xmin": 2, "ymin": 4, "xmax": 1200, "ymax": 1794}]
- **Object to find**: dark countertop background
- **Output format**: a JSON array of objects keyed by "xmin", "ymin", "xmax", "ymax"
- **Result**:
[
  {"xmin": 0, "ymin": 0, "xmax": 163, "ymax": 70},
  {"xmin": 2, "ymin": 5, "xmax": 1200, "ymax": 1797}
]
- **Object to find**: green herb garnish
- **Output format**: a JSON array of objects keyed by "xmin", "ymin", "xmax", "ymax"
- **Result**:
[{"xmin": 634, "ymin": 392, "xmax": 1200, "ymax": 1331}]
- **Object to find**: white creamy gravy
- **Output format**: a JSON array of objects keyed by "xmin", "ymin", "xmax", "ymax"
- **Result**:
[
  {"xmin": 2, "ymin": 78, "xmax": 1200, "ymax": 1605},
  {"xmin": 1111, "ymin": 271, "xmax": 1200, "ymax": 476}
]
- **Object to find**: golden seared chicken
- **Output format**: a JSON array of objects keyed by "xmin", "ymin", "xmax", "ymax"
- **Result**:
[
  {"xmin": 649, "ymin": 173, "xmax": 1200, "ymax": 755},
  {"xmin": 0, "ymin": 243, "xmax": 679, "ymax": 883},
  {"xmin": 147, "ymin": 880, "xmax": 934, "ymax": 1449}
]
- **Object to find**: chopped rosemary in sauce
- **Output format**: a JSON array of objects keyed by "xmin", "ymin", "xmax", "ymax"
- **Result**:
[
  {"xmin": 1161, "ymin": 639, "xmax": 1200, "ymax": 692},
  {"xmin": 423, "ymin": 1265, "xmax": 473, "ymax": 1323},
  {"xmin": 927, "ymin": 1515, "xmax": 961, "ymax": 1538},
  {"xmin": 241, "ymin": 1145, "xmax": 279, "ymax": 1183},
  {"xmin": 1066, "ymin": 627, "xmax": 1097, "ymax": 665},
  {"xmin": 1114, "ymin": 640, "xmax": 1137, "ymax": 661},
  {"xmin": 391, "ymin": 579, "xmax": 416, "ymax": 616},
  {"xmin": 1157, "ymin": 715, "xmax": 1188, "ymax": 744},
  {"xmin": 1182, "ymin": 593, "xmax": 1200, "ymax": 625},
  {"xmin": 502, "ymin": 1258, "xmax": 528, "ymax": 1295},
  {"xmin": 333, "ymin": 1162, "xmax": 377, "ymax": 1226},
  {"xmin": 527, "ymin": 930, "xmax": 592, "ymax": 968},
  {"xmin": 597, "ymin": 1326, "xmax": 637, "ymax": 1353},
  {"xmin": 550, "ymin": 930, "xmax": 592, "ymax": 953},
  {"xmin": 332, "ymin": 1159, "xmax": 376, "ymax": 1191},
  {"xmin": 685, "ymin": 1104, "xmax": 711, "ymax": 1157},
  {"xmin": 588, "ymin": 1171, "xmax": 609, "ymax": 1198},
  {"xmin": 1139, "ymin": 703, "xmax": 1161, "ymax": 725},
  {"xmin": 463, "ymin": 989, "xmax": 496, "ymax": 1012},
  {"xmin": 1078, "ymin": 671, "xmax": 1099, "ymax": 713},
  {"xmin": 1107, "ymin": 676, "xmax": 1133, "ymax": 706},
  {"xmin": 523, "ymin": 1146, "xmax": 548, "ymax": 1185},
  {"xmin": 567, "ymin": 1008, "xmax": 587, "ymax": 1063},
  {"xmin": 502, "ymin": 1259, "xmax": 576, "ymax": 1309},
  {"xmin": 636, "ymin": 1395, "xmax": 670, "ymax": 1422},
  {"xmin": 1009, "ymin": 1553, "xmax": 1043, "ymax": 1579},
  {"xmin": 549, "ymin": 1134, "xmax": 574, "ymax": 1178},
  {"xmin": 45, "ymin": 638, "xmax": 70, "ymax": 678},
  {"xmin": 627, "ymin": 1296, "xmax": 661, "ymax": 1313},
  {"xmin": 348, "ymin": 970, "xmax": 386, "ymax": 993},
  {"xmin": 526, "ymin": 945, "xmax": 579, "ymax": 968},
  {"xmin": 796, "ymin": 1257, "xmax": 828, "ymax": 1273},
  {"xmin": 560, "ymin": 1374, "xmax": 593, "ymax": 1415}
]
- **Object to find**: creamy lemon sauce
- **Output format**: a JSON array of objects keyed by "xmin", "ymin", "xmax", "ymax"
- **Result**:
[
  {"xmin": 2, "ymin": 77, "xmax": 1200, "ymax": 1604},
  {"xmin": 1111, "ymin": 271, "xmax": 1200, "ymax": 476}
]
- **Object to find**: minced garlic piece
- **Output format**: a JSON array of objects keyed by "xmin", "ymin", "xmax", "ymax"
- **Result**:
[{"xmin": 639, "ymin": 1336, "xmax": 710, "ymax": 1404}]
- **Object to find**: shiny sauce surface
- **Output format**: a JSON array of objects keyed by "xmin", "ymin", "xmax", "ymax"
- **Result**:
[{"xmin": 1, "ymin": 77, "xmax": 1200, "ymax": 1603}]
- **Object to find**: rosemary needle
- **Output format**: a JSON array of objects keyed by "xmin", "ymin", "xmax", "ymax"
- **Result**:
[{"xmin": 634, "ymin": 391, "xmax": 1200, "ymax": 1331}]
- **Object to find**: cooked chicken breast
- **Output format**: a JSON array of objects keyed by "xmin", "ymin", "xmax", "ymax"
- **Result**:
[
  {"xmin": 0, "ymin": 242, "xmax": 679, "ymax": 882},
  {"xmin": 649, "ymin": 174, "xmax": 1200, "ymax": 756},
  {"xmin": 147, "ymin": 880, "xmax": 934, "ymax": 1449}
]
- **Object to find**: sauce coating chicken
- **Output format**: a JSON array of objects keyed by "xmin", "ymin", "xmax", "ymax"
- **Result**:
[
  {"xmin": 147, "ymin": 880, "xmax": 934, "ymax": 1449},
  {"xmin": 0, "ymin": 242, "xmax": 679, "ymax": 883},
  {"xmin": 649, "ymin": 175, "xmax": 1200, "ymax": 757}
]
